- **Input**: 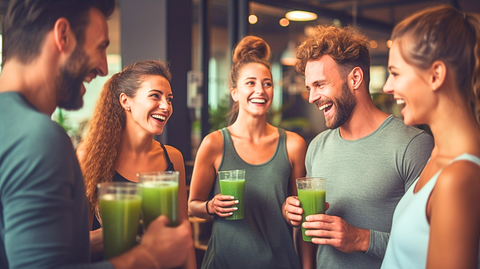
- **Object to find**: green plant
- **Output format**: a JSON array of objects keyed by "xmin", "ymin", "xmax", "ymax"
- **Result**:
[
  {"xmin": 54, "ymin": 109, "xmax": 74, "ymax": 134},
  {"xmin": 208, "ymin": 99, "xmax": 230, "ymax": 132}
]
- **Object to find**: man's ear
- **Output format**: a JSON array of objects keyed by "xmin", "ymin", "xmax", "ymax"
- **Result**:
[
  {"xmin": 348, "ymin": 67, "xmax": 364, "ymax": 91},
  {"xmin": 430, "ymin": 61, "xmax": 447, "ymax": 92},
  {"xmin": 53, "ymin": 18, "xmax": 75, "ymax": 53}
]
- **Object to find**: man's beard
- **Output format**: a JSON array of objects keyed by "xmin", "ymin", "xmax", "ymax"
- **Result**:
[
  {"xmin": 56, "ymin": 45, "xmax": 90, "ymax": 110},
  {"xmin": 326, "ymin": 81, "xmax": 357, "ymax": 129}
]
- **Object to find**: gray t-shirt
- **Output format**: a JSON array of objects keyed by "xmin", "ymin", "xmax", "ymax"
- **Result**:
[
  {"xmin": 306, "ymin": 115, "xmax": 433, "ymax": 269},
  {"xmin": 0, "ymin": 92, "xmax": 112, "ymax": 269}
]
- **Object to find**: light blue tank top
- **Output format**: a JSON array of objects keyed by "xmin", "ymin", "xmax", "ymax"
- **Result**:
[{"xmin": 381, "ymin": 153, "xmax": 480, "ymax": 269}]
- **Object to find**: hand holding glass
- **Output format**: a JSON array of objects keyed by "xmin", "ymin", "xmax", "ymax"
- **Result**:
[
  {"xmin": 98, "ymin": 182, "xmax": 142, "ymax": 259},
  {"xmin": 296, "ymin": 177, "xmax": 326, "ymax": 242},
  {"xmin": 218, "ymin": 169, "xmax": 245, "ymax": 220},
  {"xmin": 138, "ymin": 171, "xmax": 179, "ymax": 228}
]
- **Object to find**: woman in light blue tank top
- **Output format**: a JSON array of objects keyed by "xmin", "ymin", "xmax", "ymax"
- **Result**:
[
  {"xmin": 188, "ymin": 36, "xmax": 310, "ymax": 269},
  {"xmin": 382, "ymin": 6, "xmax": 480, "ymax": 268}
]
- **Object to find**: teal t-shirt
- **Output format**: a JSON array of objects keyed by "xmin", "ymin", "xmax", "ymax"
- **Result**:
[
  {"xmin": 306, "ymin": 115, "xmax": 434, "ymax": 269},
  {"xmin": 0, "ymin": 92, "xmax": 112, "ymax": 269}
]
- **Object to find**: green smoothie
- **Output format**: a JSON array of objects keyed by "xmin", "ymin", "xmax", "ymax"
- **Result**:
[
  {"xmin": 141, "ymin": 181, "xmax": 179, "ymax": 228},
  {"xmin": 297, "ymin": 189, "xmax": 326, "ymax": 242},
  {"xmin": 99, "ymin": 194, "xmax": 142, "ymax": 259},
  {"xmin": 219, "ymin": 179, "xmax": 245, "ymax": 220}
]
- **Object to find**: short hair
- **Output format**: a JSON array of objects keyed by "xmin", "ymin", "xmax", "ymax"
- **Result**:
[
  {"xmin": 2, "ymin": 0, "xmax": 116, "ymax": 64},
  {"xmin": 295, "ymin": 25, "xmax": 371, "ymax": 87}
]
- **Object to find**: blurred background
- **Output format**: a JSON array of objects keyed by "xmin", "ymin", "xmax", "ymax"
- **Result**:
[
  {"xmin": 1, "ymin": 0, "xmax": 478, "ymax": 265},
  {"xmin": 0, "ymin": 0, "xmax": 477, "ymax": 162}
]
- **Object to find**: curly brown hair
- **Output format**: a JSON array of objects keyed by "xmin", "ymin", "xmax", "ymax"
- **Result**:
[
  {"xmin": 295, "ymin": 25, "xmax": 370, "ymax": 88},
  {"xmin": 78, "ymin": 59, "xmax": 171, "ymax": 214},
  {"xmin": 391, "ymin": 5, "xmax": 480, "ymax": 124},
  {"xmin": 228, "ymin": 35, "xmax": 271, "ymax": 124}
]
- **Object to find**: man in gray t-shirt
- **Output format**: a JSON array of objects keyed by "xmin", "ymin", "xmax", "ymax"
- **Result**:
[{"xmin": 283, "ymin": 25, "xmax": 433, "ymax": 269}]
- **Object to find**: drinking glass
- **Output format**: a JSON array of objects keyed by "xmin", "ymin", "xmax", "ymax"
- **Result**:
[
  {"xmin": 218, "ymin": 169, "xmax": 246, "ymax": 220},
  {"xmin": 137, "ymin": 171, "xmax": 179, "ymax": 228},
  {"xmin": 296, "ymin": 177, "xmax": 327, "ymax": 242},
  {"xmin": 98, "ymin": 182, "xmax": 142, "ymax": 259}
]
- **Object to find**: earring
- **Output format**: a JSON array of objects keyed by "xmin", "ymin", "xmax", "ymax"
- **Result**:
[{"xmin": 126, "ymin": 107, "xmax": 130, "ymax": 111}]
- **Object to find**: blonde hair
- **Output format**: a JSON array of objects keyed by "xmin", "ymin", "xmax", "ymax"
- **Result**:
[{"xmin": 391, "ymin": 5, "xmax": 480, "ymax": 123}]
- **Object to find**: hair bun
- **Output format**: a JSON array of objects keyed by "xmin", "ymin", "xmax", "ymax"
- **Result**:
[{"xmin": 232, "ymin": 36, "xmax": 271, "ymax": 64}]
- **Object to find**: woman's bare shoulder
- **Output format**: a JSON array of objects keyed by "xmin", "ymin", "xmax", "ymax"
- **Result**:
[
  {"xmin": 285, "ymin": 130, "xmax": 307, "ymax": 151},
  {"xmin": 199, "ymin": 130, "xmax": 224, "ymax": 151},
  {"xmin": 436, "ymin": 159, "xmax": 480, "ymax": 197},
  {"xmin": 163, "ymin": 144, "xmax": 184, "ymax": 160},
  {"xmin": 76, "ymin": 145, "xmax": 86, "ymax": 164}
]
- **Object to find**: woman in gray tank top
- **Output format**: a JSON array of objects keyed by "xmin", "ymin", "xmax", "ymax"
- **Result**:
[{"xmin": 188, "ymin": 36, "xmax": 310, "ymax": 269}]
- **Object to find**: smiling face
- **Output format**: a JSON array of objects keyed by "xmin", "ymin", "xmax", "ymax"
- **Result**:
[
  {"xmin": 231, "ymin": 62, "xmax": 273, "ymax": 118},
  {"xmin": 383, "ymin": 40, "xmax": 432, "ymax": 126},
  {"xmin": 305, "ymin": 55, "xmax": 356, "ymax": 129},
  {"xmin": 125, "ymin": 75, "xmax": 173, "ymax": 136},
  {"xmin": 56, "ymin": 7, "xmax": 109, "ymax": 110}
]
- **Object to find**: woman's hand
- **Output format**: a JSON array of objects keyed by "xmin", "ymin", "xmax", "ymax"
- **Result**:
[
  {"xmin": 284, "ymin": 196, "xmax": 304, "ymax": 226},
  {"xmin": 208, "ymin": 193, "xmax": 239, "ymax": 217}
]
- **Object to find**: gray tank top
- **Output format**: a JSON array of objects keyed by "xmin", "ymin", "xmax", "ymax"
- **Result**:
[{"xmin": 201, "ymin": 127, "xmax": 301, "ymax": 269}]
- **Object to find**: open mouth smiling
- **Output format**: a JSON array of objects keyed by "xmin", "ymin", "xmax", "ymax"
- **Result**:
[
  {"xmin": 250, "ymin": 98, "xmax": 266, "ymax": 104},
  {"xmin": 318, "ymin": 102, "xmax": 333, "ymax": 113},
  {"xmin": 151, "ymin": 114, "xmax": 166, "ymax": 122}
]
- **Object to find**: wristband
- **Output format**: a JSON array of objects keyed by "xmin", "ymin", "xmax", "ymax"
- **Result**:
[{"xmin": 206, "ymin": 200, "xmax": 215, "ymax": 216}]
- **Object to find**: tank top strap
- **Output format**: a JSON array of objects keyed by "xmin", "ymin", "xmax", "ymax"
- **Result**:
[
  {"xmin": 219, "ymin": 127, "xmax": 243, "ymax": 166},
  {"xmin": 277, "ymin": 128, "xmax": 287, "ymax": 155},
  {"xmin": 159, "ymin": 142, "xmax": 175, "ymax": 171},
  {"xmin": 453, "ymin": 153, "xmax": 480, "ymax": 167},
  {"xmin": 219, "ymin": 127, "xmax": 288, "ymax": 169}
]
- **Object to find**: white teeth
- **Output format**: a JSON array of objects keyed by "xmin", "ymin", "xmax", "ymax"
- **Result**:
[
  {"xmin": 318, "ymin": 103, "xmax": 332, "ymax": 111},
  {"xmin": 151, "ymin": 114, "xmax": 166, "ymax": 121},
  {"xmin": 250, "ymin": 98, "xmax": 266, "ymax": 104},
  {"xmin": 396, "ymin": 99, "xmax": 405, "ymax": 105}
]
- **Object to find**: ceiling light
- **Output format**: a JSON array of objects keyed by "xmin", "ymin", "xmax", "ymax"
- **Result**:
[
  {"xmin": 249, "ymin": 15, "xmax": 258, "ymax": 24},
  {"xmin": 386, "ymin": 40, "xmax": 393, "ymax": 48},
  {"xmin": 279, "ymin": 18, "xmax": 289, "ymax": 27},
  {"xmin": 281, "ymin": 41, "xmax": 297, "ymax": 66},
  {"xmin": 285, "ymin": 10, "xmax": 317, "ymax": 21}
]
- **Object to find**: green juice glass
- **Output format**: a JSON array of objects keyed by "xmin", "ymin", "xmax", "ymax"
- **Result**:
[
  {"xmin": 218, "ymin": 169, "xmax": 245, "ymax": 220},
  {"xmin": 137, "ymin": 171, "xmax": 179, "ymax": 229},
  {"xmin": 97, "ymin": 182, "xmax": 142, "ymax": 259},
  {"xmin": 296, "ymin": 177, "xmax": 327, "ymax": 242}
]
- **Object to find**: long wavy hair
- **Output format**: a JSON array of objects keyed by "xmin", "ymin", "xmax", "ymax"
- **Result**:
[
  {"xmin": 391, "ymin": 5, "xmax": 480, "ymax": 124},
  {"xmin": 79, "ymin": 59, "xmax": 171, "ymax": 213},
  {"xmin": 228, "ymin": 35, "xmax": 271, "ymax": 124}
]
